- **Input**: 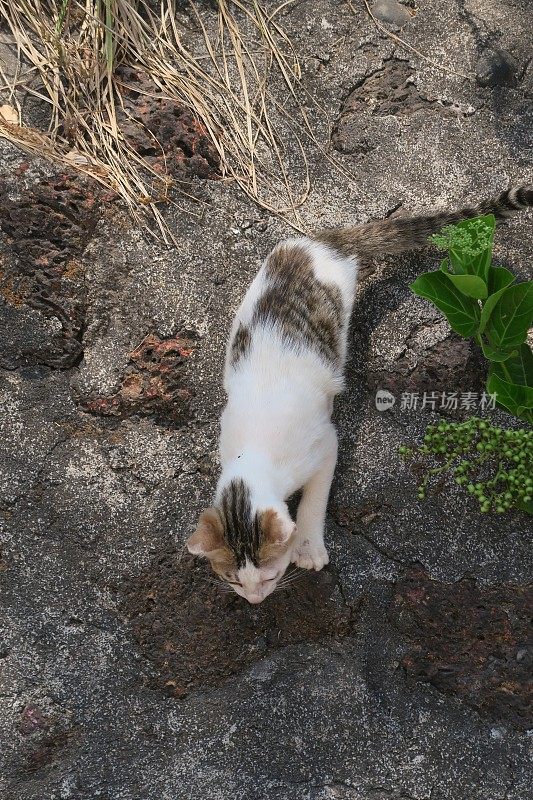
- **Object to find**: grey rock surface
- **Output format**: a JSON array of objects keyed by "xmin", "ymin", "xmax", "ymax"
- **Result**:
[{"xmin": 1, "ymin": 1, "xmax": 532, "ymax": 799}]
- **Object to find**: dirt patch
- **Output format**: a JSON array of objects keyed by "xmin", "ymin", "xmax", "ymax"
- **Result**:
[
  {"xmin": 120, "ymin": 548, "xmax": 356, "ymax": 696},
  {"xmin": 367, "ymin": 333, "xmax": 486, "ymax": 397},
  {"xmin": 343, "ymin": 61, "xmax": 429, "ymax": 116},
  {"xmin": 79, "ymin": 333, "xmax": 196, "ymax": 426},
  {"xmin": 0, "ymin": 173, "xmax": 103, "ymax": 368},
  {"xmin": 391, "ymin": 565, "xmax": 533, "ymax": 730}
]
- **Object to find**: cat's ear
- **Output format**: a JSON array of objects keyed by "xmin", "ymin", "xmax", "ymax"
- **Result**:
[
  {"xmin": 187, "ymin": 508, "xmax": 224, "ymax": 556},
  {"xmin": 261, "ymin": 508, "xmax": 296, "ymax": 546}
]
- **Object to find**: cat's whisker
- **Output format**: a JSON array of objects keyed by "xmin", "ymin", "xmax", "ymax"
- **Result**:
[
  {"xmin": 286, "ymin": 567, "xmax": 305, "ymax": 578},
  {"xmin": 277, "ymin": 576, "xmax": 298, "ymax": 588},
  {"xmin": 276, "ymin": 576, "xmax": 296, "ymax": 588},
  {"xmin": 280, "ymin": 567, "xmax": 305, "ymax": 581},
  {"xmin": 280, "ymin": 574, "xmax": 308, "ymax": 588},
  {"xmin": 276, "ymin": 569, "xmax": 308, "ymax": 589}
]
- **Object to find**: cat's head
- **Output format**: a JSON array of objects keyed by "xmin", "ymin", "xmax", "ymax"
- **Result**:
[{"xmin": 186, "ymin": 479, "xmax": 296, "ymax": 603}]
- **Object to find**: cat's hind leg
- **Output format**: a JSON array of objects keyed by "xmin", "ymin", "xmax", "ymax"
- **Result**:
[{"xmin": 292, "ymin": 428, "xmax": 337, "ymax": 571}]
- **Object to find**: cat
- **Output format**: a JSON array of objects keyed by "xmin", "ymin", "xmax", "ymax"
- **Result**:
[{"xmin": 187, "ymin": 185, "xmax": 533, "ymax": 604}]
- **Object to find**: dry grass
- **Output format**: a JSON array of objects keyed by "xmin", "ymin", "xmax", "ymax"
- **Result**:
[{"xmin": 0, "ymin": 0, "xmax": 310, "ymax": 242}]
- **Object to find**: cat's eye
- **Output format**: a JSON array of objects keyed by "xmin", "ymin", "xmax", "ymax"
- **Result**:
[{"xmin": 227, "ymin": 579, "xmax": 242, "ymax": 587}]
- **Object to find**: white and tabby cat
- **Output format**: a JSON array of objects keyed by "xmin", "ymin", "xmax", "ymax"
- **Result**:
[{"xmin": 187, "ymin": 186, "xmax": 533, "ymax": 603}]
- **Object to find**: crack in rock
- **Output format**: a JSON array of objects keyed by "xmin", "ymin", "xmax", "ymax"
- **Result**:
[{"xmin": 332, "ymin": 504, "xmax": 404, "ymax": 567}]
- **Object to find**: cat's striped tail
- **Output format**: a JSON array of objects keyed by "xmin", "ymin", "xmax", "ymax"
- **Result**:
[{"xmin": 314, "ymin": 185, "xmax": 533, "ymax": 260}]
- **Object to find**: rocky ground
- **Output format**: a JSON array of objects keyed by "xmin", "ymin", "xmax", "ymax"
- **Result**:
[{"xmin": 0, "ymin": 1, "xmax": 532, "ymax": 798}]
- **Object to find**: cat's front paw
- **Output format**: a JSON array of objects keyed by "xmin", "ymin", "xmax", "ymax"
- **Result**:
[{"xmin": 292, "ymin": 538, "xmax": 329, "ymax": 571}]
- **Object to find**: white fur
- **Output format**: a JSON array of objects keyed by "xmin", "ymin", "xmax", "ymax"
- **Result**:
[{"xmin": 216, "ymin": 237, "xmax": 358, "ymax": 602}]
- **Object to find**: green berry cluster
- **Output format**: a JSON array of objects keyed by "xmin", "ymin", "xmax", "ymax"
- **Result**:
[{"xmin": 399, "ymin": 417, "xmax": 532, "ymax": 515}]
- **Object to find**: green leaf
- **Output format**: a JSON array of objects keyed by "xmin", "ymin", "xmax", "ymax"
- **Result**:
[
  {"xmin": 410, "ymin": 271, "xmax": 481, "ymax": 338},
  {"xmin": 417, "ymin": 213, "xmax": 533, "ymax": 423},
  {"xmin": 479, "ymin": 339, "xmax": 516, "ymax": 362},
  {"xmin": 487, "ymin": 372, "xmax": 533, "ymax": 423},
  {"xmin": 448, "ymin": 248, "xmax": 470, "ymax": 276},
  {"xmin": 479, "ymin": 267, "xmax": 518, "ymax": 335},
  {"xmin": 491, "ymin": 342, "xmax": 533, "ymax": 386},
  {"xmin": 443, "ymin": 272, "xmax": 488, "ymax": 299},
  {"xmin": 479, "ymin": 286, "xmax": 515, "ymax": 335},
  {"xmin": 104, "ymin": 0, "xmax": 115, "ymax": 73},
  {"xmin": 487, "ymin": 265, "xmax": 515, "ymax": 294},
  {"xmin": 486, "ymin": 344, "xmax": 533, "ymax": 423},
  {"xmin": 484, "ymin": 282, "xmax": 533, "ymax": 350}
]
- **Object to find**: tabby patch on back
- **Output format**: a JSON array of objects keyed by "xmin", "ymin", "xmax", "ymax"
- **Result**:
[
  {"xmin": 230, "ymin": 244, "xmax": 344, "ymax": 368},
  {"xmin": 256, "ymin": 245, "xmax": 344, "ymax": 363},
  {"xmin": 188, "ymin": 184, "xmax": 533, "ymax": 603}
]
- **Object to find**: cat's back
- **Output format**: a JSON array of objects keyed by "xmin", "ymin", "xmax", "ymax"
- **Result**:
[{"xmin": 224, "ymin": 236, "xmax": 356, "ymax": 391}]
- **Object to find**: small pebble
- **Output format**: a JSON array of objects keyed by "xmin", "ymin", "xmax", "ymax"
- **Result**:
[
  {"xmin": 516, "ymin": 647, "xmax": 529, "ymax": 662},
  {"xmin": 371, "ymin": 0, "xmax": 412, "ymax": 27}
]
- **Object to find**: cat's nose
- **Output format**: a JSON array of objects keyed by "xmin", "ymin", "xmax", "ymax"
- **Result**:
[{"xmin": 246, "ymin": 593, "xmax": 263, "ymax": 604}]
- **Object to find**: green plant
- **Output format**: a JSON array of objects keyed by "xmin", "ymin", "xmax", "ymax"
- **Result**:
[
  {"xmin": 399, "ymin": 418, "xmax": 532, "ymax": 515},
  {"xmin": 410, "ymin": 215, "xmax": 533, "ymax": 422}
]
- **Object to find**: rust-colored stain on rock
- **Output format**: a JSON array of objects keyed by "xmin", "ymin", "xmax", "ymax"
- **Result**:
[
  {"xmin": 19, "ymin": 705, "xmax": 49, "ymax": 736},
  {"xmin": 24, "ymin": 730, "xmax": 74, "ymax": 773},
  {"xmin": 391, "ymin": 565, "xmax": 533, "ymax": 729},
  {"xmin": 120, "ymin": 549, "xmax": 356, "ymax": 696},
  {"xmin": 81, "ymin": 333, "xmax": 196, "ymax": 424},
  {"xmin": 117, "ymin": 67, "xmax": 220, "ymax": 183}
]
